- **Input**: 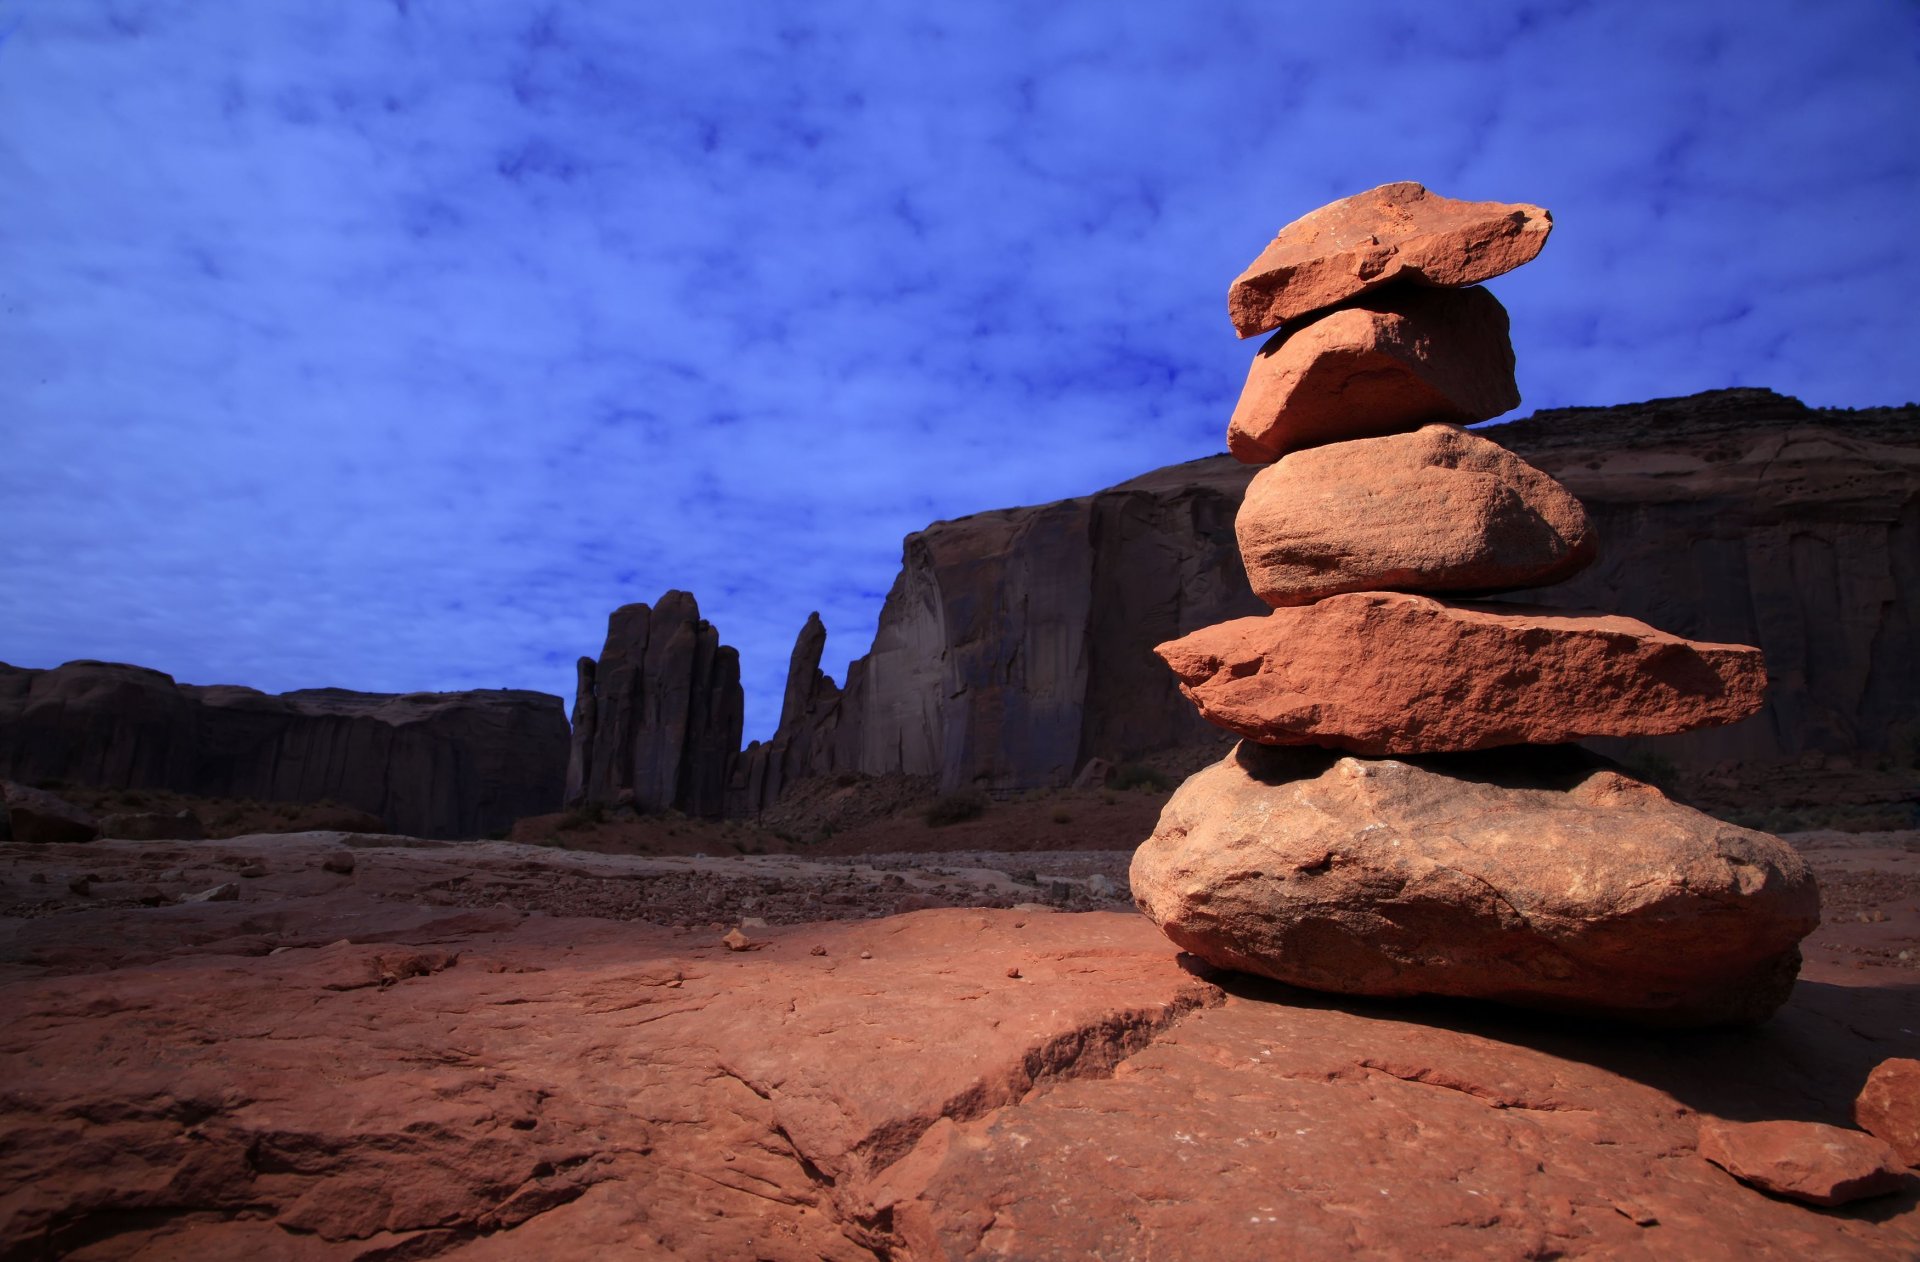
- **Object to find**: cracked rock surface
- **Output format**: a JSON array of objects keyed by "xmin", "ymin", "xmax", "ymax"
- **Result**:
[{"xmin": 2, "ymin": 831, "xmax": 1914, "ymax": 1258}]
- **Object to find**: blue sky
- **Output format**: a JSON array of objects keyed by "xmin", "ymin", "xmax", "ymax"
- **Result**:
[{"xmin": 2, "ymin": 1, "xmax": 1917, "ymax": 741}]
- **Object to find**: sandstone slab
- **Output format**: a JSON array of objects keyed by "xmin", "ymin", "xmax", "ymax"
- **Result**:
[
  {"xmin": 1158, "ymin": 592, "xmax": 1767, "ymax": 753},
  {"xmin": 1699, "ymin": 1118, "xmax": 1909, "ymax": 1206},
  {"xmin": 0, "ymin": 833, "xmax": 1914, "ymax": 1257},
  {"xmin": 1129, "ymin": 742, "xmax": 1819, "ymax": 1025},
  {"xmin": 1237, "ymin": 423, "xmax": 1594, "ymax": 604},
  {"xmin": 1858, "ymin": 1058, "xmax": 1920, "ymax": 1166},
  {"xmin": 1228, "ymin": 181, "xmax": 1552, "ymax": 337},
  {"xmin": 1227, "ymin": 284, "xmax": 1520, "ymax": 461}
]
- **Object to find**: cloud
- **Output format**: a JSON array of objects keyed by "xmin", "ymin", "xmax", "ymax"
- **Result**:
[{"xmin": 1, "ymin": 0, "xmax": 1916, "ymax": 741}]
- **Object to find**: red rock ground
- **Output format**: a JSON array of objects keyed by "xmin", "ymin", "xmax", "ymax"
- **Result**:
[{"xmin": 2, "ymin": 829, "xmax": 1916, "ymax": 1259}]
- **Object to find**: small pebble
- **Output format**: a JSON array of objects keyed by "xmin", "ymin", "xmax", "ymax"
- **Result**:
[
  {"xmin": 859, "ymin": 950, "xmax": 872, "ymax": 960},
  {"xmin": 810, "ymin": 945, "xmax": 828, "ymax": 957},
  {"xmin": 1006, "ymin": 966, "xmax": 1022, "ymax": 979}
]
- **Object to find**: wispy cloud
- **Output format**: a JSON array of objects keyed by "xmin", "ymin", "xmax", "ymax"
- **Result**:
[{"xmin": 1, "ymin": 1, "xmax": 1916, "ymax": 739}]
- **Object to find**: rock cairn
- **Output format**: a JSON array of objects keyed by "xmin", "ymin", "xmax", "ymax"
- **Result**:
[{"xmin": 1130, "ymin": 182, "xmax": 1820, "ymax": 1027}]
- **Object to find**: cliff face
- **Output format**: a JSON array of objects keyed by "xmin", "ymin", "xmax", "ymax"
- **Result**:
[
  {"xmin": 566, "ymin": 591, "xmax": 744, "ymax": 818},
  {"xmin": 742, "ymin": 458, "xmax": 1265, "ymax": 798},
  {"xmin": 762, "ymin": 389, "xmax": 1917, "ymax": 798},
  {"xmin": 1488, "ymin": 388, "xmax": 1920, "ymax": 766},
  {"xmin": 0, "ymin": 661, "xmax": 568, "ymax": 838}
]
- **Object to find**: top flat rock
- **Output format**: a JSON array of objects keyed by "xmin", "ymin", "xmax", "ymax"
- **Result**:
[{"xmin": 1228, "ymin": 181, "xmax": 1552, "ymax": 337}]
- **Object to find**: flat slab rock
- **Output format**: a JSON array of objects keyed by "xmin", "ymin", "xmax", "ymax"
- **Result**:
[
  {"xmin": 1227, "ymin": 285, "xmax": 1520, "ymax": 461},
  {"xmin": 1130, "ymin": 742, "xmax": 1820, "ymax": 1026},
  {"xmin": 1158, "ymin": 591, "xmax": 1767, "ymax": 753},
  {"xmin": 1699, "ymin": 1118, "xmax": 1908, "ymax": 1207},
  {"xmin": 1228, "ymin": 180, "xmax": 1552, "ymax": 337},
  {"xmin": 1237, "ymin": 423, "xmax": 1593, "ymax": 604},
  {"xmin": 2, "ymin": 834, "xmax": 1914, "ymax": 1259}
]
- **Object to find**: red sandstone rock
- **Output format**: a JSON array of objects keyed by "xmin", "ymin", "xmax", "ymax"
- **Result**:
[
  {"xmin": 1857, "ymin": 1058, "xmax": 1920, "ymax": 1167},
  {"xmin": 0, "ymin": 833, "xmax": 1914, "ymax": 1257},
  {"xmin": 1699, "ymin": 1118, "xmax": 1908, "ymax": 1206},
  {"xmin": 1158, "ymin": 592, "xmax": 1767, "ymax": 753},
  {"xmin": 1228, "ymin": 181, "xmax": 1552, "ymax": 337},
  {"xmin": 2, "ymin": 782, "xmax": 99, "ymax": 844},
  {"xmin": 1129, "ymin": 742, "xmax": 1819, "ymax": 1025},
  {"xmin": 1237, "ymin": 424, "xmax": 1594, "ymax": 604},
  {"xmin": 1227, "ymin": 285, "xmax": 1520, "ymax": 461}
]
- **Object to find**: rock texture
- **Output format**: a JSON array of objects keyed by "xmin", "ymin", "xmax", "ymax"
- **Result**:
[
  {"xmin": 1857, "ymin": 1059, "xmax": 1920, "ymax": 1167},
  {"xmin": 1228, "ymin": 181, "xmax": 1552, "ymax": 337},
  {"xmin": 735, "ymin": 388, "xmax": 1916, "ymax": 809},
  {"xmin": 2, "ymin": 782, "xmax": 100, "ymax": 844},
  {"xmin": 1130, "ymin": 742, "xmax": 1819, "ymax": 1025},
  {"xmin": 733, "ymin": 612, "xmax": 844, "ymax": 817},
  {"xmin": 748, "ymin": 459, "xmax": 1265, "ymax": 796},
  {"xmin": 1237, "ymin": 423, "xmax": 1594, "ymax": 604},
  {"xmin": 0, "ymin": 661, "xmax": 568, "ymax": 839},
  {"xmin": 1, "ymin": 831, "xmax": 1913, "ymax": 1258},
  {"xmin": 1495, "ymin": 388, "xmax": 1920, "ymax": 768},
  {"xmin": 566, "ymin": 592, "xmax": 745, "ymax": 819},
  {"xmin": 1158, "ymin": 592, "xmax": 1767, "ymax": 754},
  {"xmin": 1227, "ymin": 286, "xmax": 1520, "ymax": 461},
  {"xmin": 1699, "ymin": 1119, "xmax": 1909, "ymax": 1207}
]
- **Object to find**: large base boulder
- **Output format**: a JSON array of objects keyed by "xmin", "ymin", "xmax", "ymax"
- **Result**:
[{"xmin": 1129, "ymin": 742, "xmax": 1820, "ymax": 1026}]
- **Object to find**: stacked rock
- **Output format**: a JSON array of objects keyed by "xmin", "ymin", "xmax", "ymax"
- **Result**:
[{"xmin": 1130, "ymin": 182, "xmax": 1819, "ymax": 1027}]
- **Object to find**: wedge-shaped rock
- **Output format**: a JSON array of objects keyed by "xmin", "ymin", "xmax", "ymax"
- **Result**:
[
  {"xmin": 1157, "ymin": 593, "xmax": 1765, "ymax": 753},
  {"xmin": 1129, "ymin": 742, "xmax": 1819, "ymax": 1026},
  {"xmin": 1228, "ymin": 181, "xmax": 1552, "ymax": 338},
  {"xmin": 1238, "ymin": 424, "xmax": 1594, "ymax": 605},
  {"xmin": 1229, "ymin": 285, "xmax": 1519, "ymax": 462},
  {"xmin": 1699, "ymin": 1119, "xmax": 1908, "ymax": 1206}
]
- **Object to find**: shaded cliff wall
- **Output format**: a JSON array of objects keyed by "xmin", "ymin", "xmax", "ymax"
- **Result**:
[
  {"xmin": 1491, "ymin": 389, "xmax": 1920, "ymax": 766},
  {"xmin": 752, "ymin": 388, "xmax": 1917, "ymax": 800},
  {"xmin": 732, "ymin": 458, "xmax": 1264, "ymax": 800},
  {"xmin": 0, "ymin": 661, "xmax": 569, "ymax": 838},
  {"xmin": 566, "ymin": 591, "xmax": 744, "ymax": 818}
]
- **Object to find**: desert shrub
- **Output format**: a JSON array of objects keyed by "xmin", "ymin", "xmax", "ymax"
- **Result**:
[
  {"xmin": 923, "ymin": 790, "xmax": 988, "ymax": 828},
  {"xmin": 556, "ymin": 801, "xmax": 607, "ymax": 833},
  {"xmin": 1110, "ymin": 763, "xmax": 1175, "ymax": 793},
  {"xmin": 1890, "ymin": 721, "xmax": 1920, "ymax": 771},
  {"xmin": 1051, "ymin": 808, "xmax": 1073, "ymax": 825}
]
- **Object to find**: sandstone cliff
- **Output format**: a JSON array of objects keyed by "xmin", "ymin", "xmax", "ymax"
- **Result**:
[
  {"xmin": 566, "ymin": 591, "xmax": 744, "ymax": 818},
  {"xmin": 0, "ymin": 660, "xmax": 569, "ymax": 838},
  {"xmin": 758, "ymin": 388, "xmax": 1917, "ymax": 799},
  {"xmin": 1489, "ymin": 389, "xmax": 1919, "ymax": 767}
]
